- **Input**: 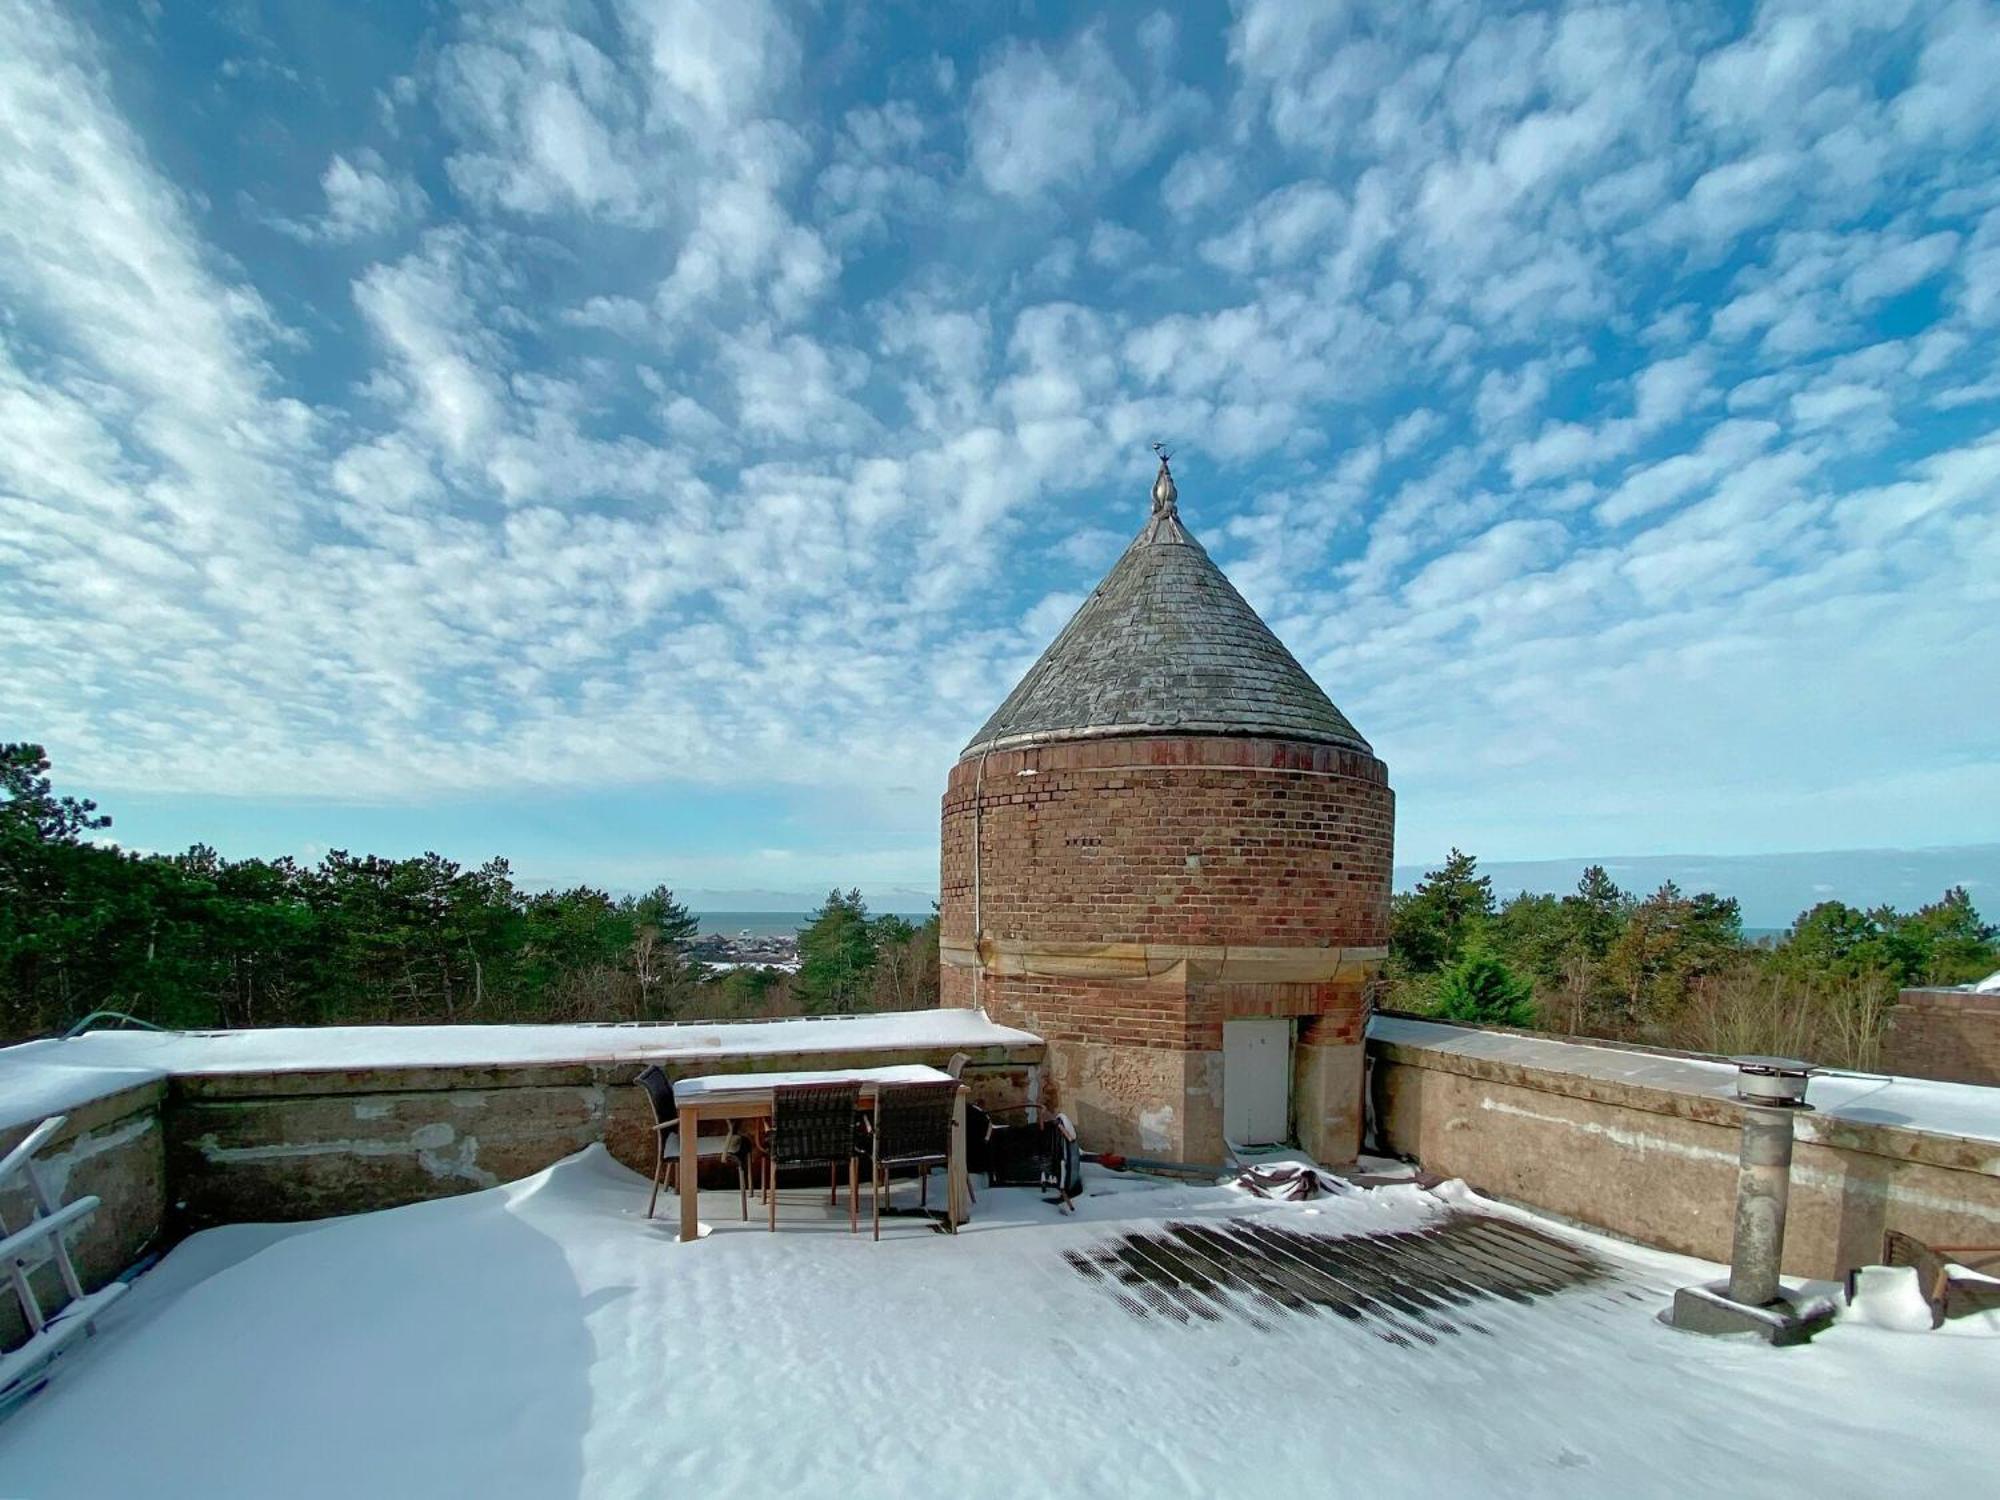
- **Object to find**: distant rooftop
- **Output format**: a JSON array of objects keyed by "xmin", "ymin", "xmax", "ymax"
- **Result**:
[{"xmin": 960, "ymin": 458, "xmax": 1371, "ymax": 760}]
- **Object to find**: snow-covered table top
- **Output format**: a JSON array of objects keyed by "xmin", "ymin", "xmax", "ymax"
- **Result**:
[
  {"xmin": 674, "ymin": 1064, "xmax": 954, "ymax": 1103},
  {"xmin": 1368, "ymin": 1015, "xmax": 2000, "ymax": 1147},
  {"xmin": 0, "ymin": 1012, "xmax": 1035, "ymax": 1134}
]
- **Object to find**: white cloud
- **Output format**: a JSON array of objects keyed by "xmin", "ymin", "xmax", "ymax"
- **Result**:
[
  {"xmin": 1594, "ymin": 418, "xmax": 1779, "ymax": 527},
  {"xmin": 1843, "ymin": 230, "xmax": 1959, "ymax": 306},
  {"xmin": 1198, "ymin": 182, "xmax": 1345, "ymax": 275},
  {"xmin": 438, "ymin": 17, "xmax": 651, "ymax": 221},
  {"xmin": 354, "ymin": 233, "xmax": 507, "ymax": 462},
  {"xmin": 1161, "ymin": 149, "xmax": 1232, "ymax": 218},
  {"xmin": 275, "ymin": 152, "xmax": 426, "ymax": 243},
  {"xmin": 1403, "ymin": 518, "xmax": 1567, "ymax": 612},
  {"xmin": 966, "ymin": 27, "xmax": 1184, "ymax": 199},
  {"xmin": 622, "ymin": 0, "xmax": 797, "ymax": 133}
]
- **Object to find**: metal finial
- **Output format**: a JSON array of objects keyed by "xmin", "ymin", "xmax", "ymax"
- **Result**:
[{"xmin": 1150, "ymin": 442, "xmax": 1177, "ymax": 516}]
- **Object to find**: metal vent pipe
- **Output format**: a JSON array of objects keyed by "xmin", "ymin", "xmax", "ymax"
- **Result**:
[{"xmin": 1725, "ymin": 1056, "xmax": 1814, "ymax": 1306}]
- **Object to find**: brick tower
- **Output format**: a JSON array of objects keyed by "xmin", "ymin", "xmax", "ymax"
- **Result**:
[{"xmin": 939, "ymin": 456, "xmax": 1394, "ymax": 1165}]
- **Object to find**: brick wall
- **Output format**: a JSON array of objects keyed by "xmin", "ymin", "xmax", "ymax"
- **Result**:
[
  {"xmin": 1884, "ymin": 987, "xmax": 2000, "ymax": 1086},
  {"xmin": 941, "ymin": 735, "xmax": 1393, "ymax": 960}
]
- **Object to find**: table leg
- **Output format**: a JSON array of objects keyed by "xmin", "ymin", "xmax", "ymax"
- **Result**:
[
  {"xmin": 678, "ymin": 1105, "xmax": 700, "ymax": 1243},
  {"xmin": 948, "ymin": 1085, "xmax": 968, "ymax": 1232}
]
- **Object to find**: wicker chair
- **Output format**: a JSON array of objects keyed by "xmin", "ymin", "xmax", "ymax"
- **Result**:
[
  {"xmin": 635, "ymin": 1066, "xmax": 750, "ymax": 1221},
  {"xmin": 862, "ymin": 1080, "xmax": 960, "ymax": 1241},
  {"xmin": 766, "ymin": 1083, "xmax": 863, "ymax": 1233}
]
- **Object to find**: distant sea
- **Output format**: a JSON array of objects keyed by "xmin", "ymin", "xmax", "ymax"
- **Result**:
[
  {"xmin": 693, "ymin": 910, "xmax": 928, "ymax": 937},
  {"xmin": 699, "ymin": 912, "xmax": 1792, "ymax": 941}
]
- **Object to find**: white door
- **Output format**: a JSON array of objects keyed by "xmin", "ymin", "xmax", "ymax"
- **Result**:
[{"xmin": 1223, "ymin": 1019, "xmax": 1292, "ymax": 1146}]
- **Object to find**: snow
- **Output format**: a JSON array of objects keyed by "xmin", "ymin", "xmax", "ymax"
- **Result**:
[
  {"xmin": 673, "ymin": 1063, "xmax": 954, "ymax": 1100},
  {"xmin": 0, "ymin": 1056, "xmax": 168, "ymax": 1136},
  {"xmin": 0, "ymin": 1150, "xmax": 1993, "ymax": 1498},
  {"xmin": 0, "ymin": 1011, "xmax": 1037, "ymax": 1133},
  {"xmin": 1370, "ymin": 1015, "xmax": 2000, "ymax": 1148},
  {"xmin": 1845, "ymin": 1267, "xmax": 1939, "ymax": 1332}
]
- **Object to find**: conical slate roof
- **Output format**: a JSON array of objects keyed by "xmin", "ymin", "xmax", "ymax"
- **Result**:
[{"xmin": 960, "ymin": 461, "xmax": 1370, "ymax": 759}]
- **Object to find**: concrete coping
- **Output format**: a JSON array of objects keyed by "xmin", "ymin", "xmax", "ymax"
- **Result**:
[
  {"xmin": 1367, "ymin": 1015, "xmax": 2000, "ymax": 1176},
  {"xmin": 0, "ymin": 1011, "xmax": 1046, "ymax": 1119},
  {"xmin": 168, "ymin": 1040, "xmax": 1046, "ymax": 1101},
  {"xmin": 0, "ymin": 1078, "xmax": 167, "ymax": 1155}
]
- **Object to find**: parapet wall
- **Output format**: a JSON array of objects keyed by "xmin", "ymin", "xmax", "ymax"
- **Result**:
[
  {"xmin": 169, "ymin": 1040, "xmax": 1039, "ymax": 1231},
  {"xmin": 1370, "ymin": 1016, "xmax": 2000, "ymax": 1280},
  {"xmin": 0, "ymin": 1081, "xmax": 166, "ymax": 1349},
  {"xmin": 0, "ymin": 1014, "xmax": 1044, "ymax": 1355},
  {"xmin": 1884, "ymin": 986, "xmax": 2000, "ymax": 1086}
]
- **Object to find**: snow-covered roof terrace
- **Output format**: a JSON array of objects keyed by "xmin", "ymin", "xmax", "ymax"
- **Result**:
[{"xmin": 0, "ymin": 1148, "xmax": 1990, "ymax": 1496}]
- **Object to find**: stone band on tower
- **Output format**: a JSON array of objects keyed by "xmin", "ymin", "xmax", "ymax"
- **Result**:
[{"xmin": 940, "ymin": 456, "xmax": 1394, "ymax": 1165}]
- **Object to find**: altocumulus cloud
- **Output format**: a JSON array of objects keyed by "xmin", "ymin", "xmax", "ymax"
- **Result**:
[{"xmin": 0, "ymin": 0, "xmax": 1995, "ymax": 880}]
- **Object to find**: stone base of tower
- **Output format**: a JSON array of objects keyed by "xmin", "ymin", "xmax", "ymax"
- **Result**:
[
  {"xmin": 1292, "ymin": 1027, "xmax": 1366, "ymax": 1166},
  {"xmin": 1037, "ymin": 1038, "xmax": 1223, "ymax": 1163},
  {"xmin": 941, "ymin": 962, "xmax": 1376, "ymax": 1167}
]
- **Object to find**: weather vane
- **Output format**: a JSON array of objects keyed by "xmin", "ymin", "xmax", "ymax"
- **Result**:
[{"xmin": 1150, "ymin": 441, "xmax": 1178, "ymax": 516}]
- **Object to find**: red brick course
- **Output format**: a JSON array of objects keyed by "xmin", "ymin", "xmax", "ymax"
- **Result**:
[{"xmin": 939, "ymin": 734, "xmax": 1392, "ymax": 1053}]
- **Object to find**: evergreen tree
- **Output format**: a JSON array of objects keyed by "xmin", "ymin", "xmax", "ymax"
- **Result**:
[
  {"xmin": 1880, "ymin": 887, "xmax": 1997, "ymax": 986},
  {"xmin": 1391, "ymin": 848, "xmax": 1494, "ymax": 973},
  {"xmin": 793, "ymin": 888, "xmax": 879, "ymax": 1013},
  {"xmin": 1492, "ymin": 892, "xmax": 1566, "ymax": 987},
  {"xmin": 627, "ymin": 885, "xmax": 703, "ymax": 1019},
  {"xmin": 1561, "ymin": 865, "xmax": 1626, "ymax": 961},
  {"xmin": 1434, "ymin": 949, "xmax": 1536, "ymax": 1027}
]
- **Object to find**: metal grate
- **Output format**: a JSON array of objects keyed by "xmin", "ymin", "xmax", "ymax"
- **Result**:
[{"xmin": 1063, "ymin": 1212, "xmax": 1611, "ymax": 1341}]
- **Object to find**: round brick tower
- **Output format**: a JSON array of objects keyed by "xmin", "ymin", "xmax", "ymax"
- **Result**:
[{"xmin": 939, "ymin": 457, "xmax": 1393, "ymax": 1165}]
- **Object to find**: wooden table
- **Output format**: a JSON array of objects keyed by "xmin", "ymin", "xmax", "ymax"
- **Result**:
[{"xmin": 671, "ymin": 1065, "xmax": 968, "ymax": 1243}]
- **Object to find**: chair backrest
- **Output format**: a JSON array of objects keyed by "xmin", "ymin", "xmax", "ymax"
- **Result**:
[
  {"xmin": 770, "ymin": 1082, "xmax": 861, "ymax": 1167},
  {"xmin": 634, "ymin": 1065, "xmax": 674, "ymax": 1128},
  {"xmin": 946, "ymin": 1051, "xmax": 970, "ymax": 1079},
  {"xmin": 873, "ymin": 1081, "xmax": 958, "ymax": 1165}
]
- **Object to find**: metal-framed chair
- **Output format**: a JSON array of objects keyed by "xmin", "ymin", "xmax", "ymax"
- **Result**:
[
  {"xmin": 766, "ymin": 1083, "xmax": 863, "ymax": 1233},
  {"xmin": 862, "ymin": 1080, "xmax": 960, "ymax": 1241},
  {"xmin": 634, "ymin": 1066, "xmax": 749, "ymax": 1221}
]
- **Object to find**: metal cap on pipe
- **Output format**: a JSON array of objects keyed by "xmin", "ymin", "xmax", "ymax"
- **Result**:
[{"xmin": 1731, "ymin": 1055, "xmax": 1815, "ymax": 1108}]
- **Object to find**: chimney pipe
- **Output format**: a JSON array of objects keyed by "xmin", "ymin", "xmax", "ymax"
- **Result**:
[
  {"xmin": 1725, "ymin": 1057, "xmax": 1812, "ymax": 1306},
  {"xmin": 1666, "ymin": 1056, "xmax": 1832, "ymax": 1345}
]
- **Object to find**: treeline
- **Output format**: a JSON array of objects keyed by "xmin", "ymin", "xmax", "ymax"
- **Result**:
[
  {"xmin": 1390, "ymin": 848, "xmax": 1998, "ymax": 1068},
  {"xmin": 0, "ymin": 745, "xmax": 938, "ymax": 1044}
]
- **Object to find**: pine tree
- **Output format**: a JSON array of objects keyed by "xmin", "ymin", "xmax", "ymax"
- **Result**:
[
  {"xmin": 1434, "ymin": 950, "xmax": 1536, "ymax": 1027},
  {"xmin": 793, "ymin": 888, "xmax": 878, "ymax": 1013}
]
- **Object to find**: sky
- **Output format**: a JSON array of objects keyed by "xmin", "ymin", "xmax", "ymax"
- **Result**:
[{"xmin": 2, "ymin": 0, "xmax": 1997, "ymax": 906}]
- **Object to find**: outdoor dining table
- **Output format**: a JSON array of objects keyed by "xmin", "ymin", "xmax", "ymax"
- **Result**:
[{"xmin": 671, "ymin": 1064, "xmax": 969, "ymax": 1243}]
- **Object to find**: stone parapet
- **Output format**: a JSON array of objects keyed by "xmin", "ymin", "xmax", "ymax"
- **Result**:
[
  {"xmin": 0, "ymin": 1081, "xmax": 166, "ymax": 1349},
  {"xmin": 1369, "ymin": 1016, "xmax": 2000, "ymax": 1279},
  {"xmin": 166, "ymin": 1036, "xmax": 1043, "ymax": 1231}
]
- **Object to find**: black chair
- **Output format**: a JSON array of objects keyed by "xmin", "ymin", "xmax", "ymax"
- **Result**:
[
  {"xmin": 635, "ymin": 1066, "xmax": 749, "ymax": 1222},
  {"xmin": 862, "ymin": 1080, "xmax": 960, "ymax": 1240},
  {"xmin": 766, "ymin": 1083, "xmax": 862, "ymax": 1233}
]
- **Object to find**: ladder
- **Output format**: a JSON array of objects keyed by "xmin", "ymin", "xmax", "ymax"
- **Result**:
[{"xmin": 0, "ymin": 1114, "xmax": 128, "ymax": 1410}]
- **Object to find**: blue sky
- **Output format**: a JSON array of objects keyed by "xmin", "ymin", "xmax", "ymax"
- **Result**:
[{"xmin": 2, "ymin": 0, "xmax": 1997, "ymax": 905}]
